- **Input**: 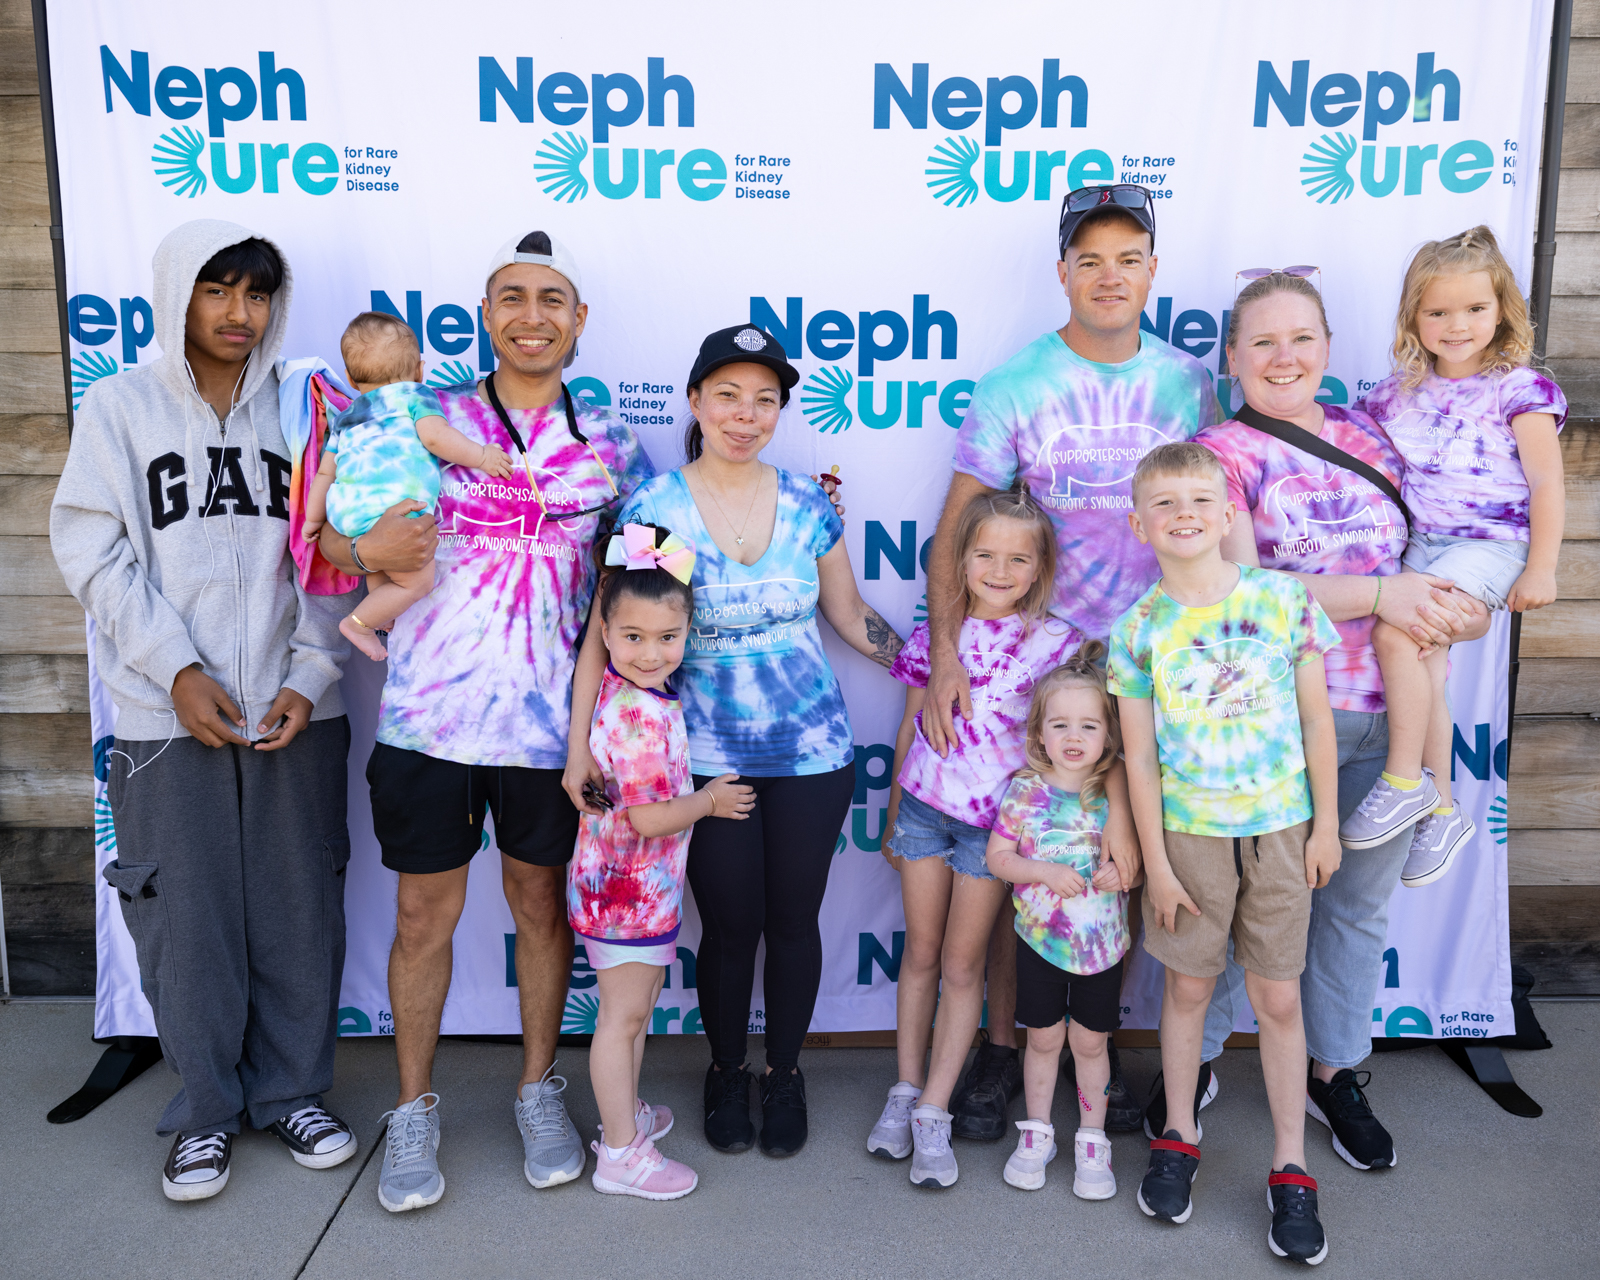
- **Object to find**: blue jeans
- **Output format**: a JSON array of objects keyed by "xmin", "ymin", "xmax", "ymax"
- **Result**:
[{"xmin": 1201, "ymin": 710, "xmax": 1411, "ymax": 1069}]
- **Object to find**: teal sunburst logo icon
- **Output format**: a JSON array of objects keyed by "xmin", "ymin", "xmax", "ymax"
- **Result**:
[
  {"xmin": 534, "ymin": 131, "xmax": 589, "ymax": 203},
  {"xmin": 427, "ymin": 360, "xmax": 476, "ymax": 389},
  {"xmin": 95, "ymin": 794, "xmax": 116, "ymax": 851},
  {"xmin": 926, "ymin": 135, "xmax": 980, "ymax": 207},
  {"xmin": 561, "ymin": 991, "xmax": 600, "ymax": 1034},
  {"xmin": 153, "ymin": 126, "xmax": 207, "ymax": 198},
  {"xmin": 1487, "ymin": 795, "xmax": 1508, "ymax": 845},
  {"xmin": 1300, "ymin": 132, "xmax": 1357, "ymax": 204},
  {"xmin": 800, "ymin": 366, "xmax": 853, "ymax": 434},
  {"xmin": 913, "ymin": 592, "xmax": 928, "ymax": 624},
  {"xmin": 72, "ymin": 351, "xmax": 119, "ymax": 409}
]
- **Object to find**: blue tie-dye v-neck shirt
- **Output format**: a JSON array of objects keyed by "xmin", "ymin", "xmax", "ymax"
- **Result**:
[
  {"xmin": 620, "ymin": 466, "xmax": 852, "ymax": 778},
  {"xmin": 955, "ymin": 331, "xmax": 1223, "ymax": 638}
]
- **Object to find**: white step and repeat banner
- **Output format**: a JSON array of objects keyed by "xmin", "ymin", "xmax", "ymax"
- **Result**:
[{"xmin": 58, "ymin": 0, "xmax": 1543, "ymax": 1042}]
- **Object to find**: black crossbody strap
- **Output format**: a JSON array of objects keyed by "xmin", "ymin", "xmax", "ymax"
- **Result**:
[
  {"xmin": 1233, "ymin": 403, "xmax": 1411, "ymax": 530},
  {"xmin": 482, "ymin": 372, "xmax": 588, "ymax": 456}
]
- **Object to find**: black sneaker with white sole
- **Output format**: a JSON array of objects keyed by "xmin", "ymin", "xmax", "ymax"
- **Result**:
[
  {"xmin": 949, "ymin": 1031, "xmax": 1021, "ymax": 1142},
  {"xmin": 268, "ymin": 1104, "xmax": 359, "ymax": 1169},
  {"xmin": 1268, "ymin": 1165, "xmax": 1328, "ymax": 1264},
  {"xmin": 1305, "ymin": 1068, "xmax": 1395, "ymax": 1170},
  {"xmin": 1142, "ymin": 1060, "xmax": 1218, "ymax": 1140},
  {"xmin": 162, "ymin": 1130, "xmax": 232, "ymax": 1201},
  {"xmin": 1137, "ymin": 1131, "xmax": 1200, "ymax": 1223},
  {"xmin": 1103, "ymin": 1042, "xmax": 1144, "ymax": 1132}
]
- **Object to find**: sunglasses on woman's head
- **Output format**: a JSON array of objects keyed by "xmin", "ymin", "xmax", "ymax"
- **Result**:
[{"xmin": 1237, "ymin": 265, "xmax": 1319, "ymax": 280}]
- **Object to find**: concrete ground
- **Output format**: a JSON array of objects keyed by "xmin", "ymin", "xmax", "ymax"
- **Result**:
[{"xmin": 1, "ymin": 1000, "xmax": 1594, "ymax": 1280}]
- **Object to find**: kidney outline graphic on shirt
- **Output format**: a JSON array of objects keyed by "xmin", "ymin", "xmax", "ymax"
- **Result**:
[
  {"xmin": 1263, "ymin": 470, "xmax": 1400, "ymax": 544},
  {"xmin": 1154, "ymin": 636, "xmax": 1292, "ymax": 712},
  {"xmin": 1036, "ymin": 421, "xmax": 1174, "ymax": 503}
]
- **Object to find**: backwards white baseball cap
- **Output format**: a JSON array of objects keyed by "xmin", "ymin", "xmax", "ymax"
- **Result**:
[{"xmin": 484, "ymin": 230, "xmax": 582, "ymax": 298}]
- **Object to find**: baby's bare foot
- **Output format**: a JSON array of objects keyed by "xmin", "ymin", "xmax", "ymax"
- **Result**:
[{"xmin": 340, "ymin": 613, "xmax": 388, "ymax": 661}]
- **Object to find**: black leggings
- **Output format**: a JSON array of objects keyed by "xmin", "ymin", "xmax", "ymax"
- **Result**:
[{"xmin": 688, "ymin": 763, "xmax": 856, "ymax": 1072}]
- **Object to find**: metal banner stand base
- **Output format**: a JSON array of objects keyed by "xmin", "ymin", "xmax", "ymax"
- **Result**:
[{"xmin": 47, "ymin": 1037, "xmax": 163, "ymax": 1124}]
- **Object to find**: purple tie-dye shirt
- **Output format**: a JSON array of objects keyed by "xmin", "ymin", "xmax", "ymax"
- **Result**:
[
  {"xmin": 993, "ymin": 773, "xmax": 1129, "ymax": 976},
  {"xmin": 376, "ymin": 386, "xmax": 654, "ymax": 768},
  {"xmin": 1197, "ymin": 406, "xmax": 1407, "ymax": 714},
  {"xmin": 1360, "ymin": 367, "xmax": 1566, "ymax": 542},
  {"xmin": 890, "ymin": 614, "xmax": 1084, "ymax": 829},
  {"xmin": 954, "ymin": 331, "xmax": 1224, "ymax": 638}
]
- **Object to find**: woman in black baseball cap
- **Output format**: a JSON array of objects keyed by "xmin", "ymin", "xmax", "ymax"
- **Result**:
[{"xmin": 594, "ymin": 323, "xmax": 901, "ymax": 1157}]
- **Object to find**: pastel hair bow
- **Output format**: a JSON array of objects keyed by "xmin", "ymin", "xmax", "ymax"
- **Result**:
[{"xmin": 605, "ymin": 523, "xmax": 696, "ymax": 584}]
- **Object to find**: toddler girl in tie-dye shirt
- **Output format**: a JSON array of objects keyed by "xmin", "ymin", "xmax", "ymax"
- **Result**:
[{"xmin": 985, "ymin": 645, "xmax": 1131, "ymax": 1199}]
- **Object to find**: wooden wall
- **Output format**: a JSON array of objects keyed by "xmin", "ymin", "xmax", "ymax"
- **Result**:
[{"xmin": 0, "ymin": 8, "xmax": 1596, "ymax": 995}]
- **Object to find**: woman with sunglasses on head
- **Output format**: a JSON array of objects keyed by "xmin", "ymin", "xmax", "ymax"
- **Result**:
[
  {"xmin": 1188, "ymin": 268, "xmax": 1487, "ymax": 1178},
  {"xmin": 565, "ymin": 325, "xmax": 903, "ymax": 1158}
]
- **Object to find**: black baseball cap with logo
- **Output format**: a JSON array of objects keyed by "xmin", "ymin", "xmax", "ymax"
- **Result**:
[
  {"xmin": 1058, "ymin": 184, "xmax": 1157, "ymax": 258},
  {"xmin": 687, "ymin": 325, "xmax": 800, "ymax": 391}
]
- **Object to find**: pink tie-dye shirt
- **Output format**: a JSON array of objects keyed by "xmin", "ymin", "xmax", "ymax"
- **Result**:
[
  {"xmin": 889, "ymin": 614, "xmax": 1085, "ymax": 829},
  {"xmin": 567, "ymin": 666, "xmax": 693, "ymax": 944},
  {"xmin": 1197, "ymin": 406, "xmax": 1407, "ymax": 714}
]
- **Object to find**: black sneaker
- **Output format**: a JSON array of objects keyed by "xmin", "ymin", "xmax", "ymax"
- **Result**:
[
  {"xmin": 268, "ymin": 1104, "xmax": 358, "ymax": 1169},
  {"xmin": 949, "ymin": 1031, "xmax": 1021, "ymax": 1141},
  {"xmin": 1136, "ymin": 1130, "xmax": 1200, "ymax": 1223},
  {"xmin": 1268, "ymin": 1165, "xmax": 1328, "ymax": 1264},
  {"xmin": 1142, "ymin": 1060, "xmax": 1219, "ymax": 1140},
  {"xmin": 703, "ymin": 1062, "xmax": 755, "ymax": 1152},
  {"xmin": 759, "ymin": 1065, "xmax": 808, "ymax": 1157},
  {"xmin": 1306, "ymin": 1068, "xmax": 1395, "ymax": 1170},
  {"xmin": 162, "ymin": 1130, "xmax": 232, "ymax": 1201},
  {"xmin": 1103, "ymin": 1042, "xmax": 1144, "ymax": 1132}
]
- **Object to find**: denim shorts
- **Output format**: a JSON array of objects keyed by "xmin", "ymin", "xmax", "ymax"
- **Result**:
[
  {"xmin": 1403, "ymin": 531, "xmax": 1527, "ymax": 611},
  {"xmin": 892, "ymin": 791, "xmax": 996, "ymax": 881}
]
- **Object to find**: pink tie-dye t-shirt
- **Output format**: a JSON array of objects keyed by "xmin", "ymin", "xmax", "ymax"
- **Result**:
[
  {"xmin": 890, "ymin": 614, "xmax": 1084, "ymax": 829},
  {"xmin": 1197, "ymin": 406, "xmax": 1407, "ymax": 715},
  {"xmin": 376, "ymin": 386, "xmax": 654, "ymax": 768},
  {"xmin": 1360, "ymin": 367, "xmax": 1567, "ymax": 542},
  {"xmin": 992, "ymin": 773, "xmax": 1129, "ymax": 977},
  {"xmin": 567, "ymin": 666, "xmax": 693, "ymax": 944}
]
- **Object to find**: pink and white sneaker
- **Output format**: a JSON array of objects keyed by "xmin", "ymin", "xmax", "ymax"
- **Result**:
[
  {"xmin": 637, "ymin": 1099, "xmax": 673, "ymax": 1142},
  {"xmin": 590, "ymin": 1135, "xmax": 698, "ymax": 1200}
]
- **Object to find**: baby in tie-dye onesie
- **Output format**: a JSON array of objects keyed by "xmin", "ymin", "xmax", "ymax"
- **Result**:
[{"xmin": 303, "ymin": 312, "xmax": 513, "ymax": 661}]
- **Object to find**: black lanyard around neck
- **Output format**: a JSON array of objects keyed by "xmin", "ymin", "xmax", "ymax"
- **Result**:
[
  {"xmin": 482, "ymin": 372, "xmax": 589, "ymax": 456},
  {"xmin": 1233, "ymin": 402, "xmax": 1412, "ymax": 530}
]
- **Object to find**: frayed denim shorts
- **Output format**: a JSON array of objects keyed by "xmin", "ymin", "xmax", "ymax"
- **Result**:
[
  {"xmin": 892, "ymin": 791, "xmax": 996, "ymax": 881},
  {"xmin": 1403, "ymin": 531, "xmax": 1527, "ymax": 611}
]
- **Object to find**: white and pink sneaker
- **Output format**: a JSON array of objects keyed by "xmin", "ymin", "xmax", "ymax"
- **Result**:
[
  {"xmin": 590, "ymin": 1135, "xmax": 698, "ymax": 1200},
  {"xmin": 636, "ymin": 1099, "xmax": 673, "ymax": 1142}
]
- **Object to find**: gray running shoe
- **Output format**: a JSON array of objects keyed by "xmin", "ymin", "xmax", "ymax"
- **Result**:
[
  {"xmin": 867, "ymin": 1081, "xmax": 920, "ymax": 1160},
  {"xmin": 516, "ymin": 1063, "xmax": 585, "ymax": 1188},
  {"xmin": 908, "ymin": 1104, "xmax": 958, "ymax": 1188},
  {"xmin": 377, "ymin": 1093, "xmax": 443, "ymax": 1213},
  {"xmin": 1401, "ymin": 808, "xmax": 1475, "ymax": 888},
  {"xmin": 1338, "ymin": 771, "xmax": 1439, "ymax": 850}
]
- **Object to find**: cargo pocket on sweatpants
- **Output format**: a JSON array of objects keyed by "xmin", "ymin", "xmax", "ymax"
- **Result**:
[
  {"xmin": 102, "ymin": 860, "xmax": 172, "ymax": 987},
  {"xmin": 322, "ymin": 834, "xmax": 352, "ymax": 954}
]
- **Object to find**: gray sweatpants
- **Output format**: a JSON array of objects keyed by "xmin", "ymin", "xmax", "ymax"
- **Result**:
[{"xmin": 104, "ymin": 716, "xmax": 351, "ymax": 1136}]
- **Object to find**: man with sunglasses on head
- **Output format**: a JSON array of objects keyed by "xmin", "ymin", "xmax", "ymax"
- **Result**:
[
  {"xmin": 920, "ymin": 185, "xmax": 1224, "ymax": 1138},
  {"xmin": 320, "ymin": 231, "xmax": 654, "ymax": 1213}
]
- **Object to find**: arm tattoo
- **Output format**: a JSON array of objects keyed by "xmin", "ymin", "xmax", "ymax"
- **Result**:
[{"xmin": 865, "ymin": 608, "xmax": 904, "ymax": 669}]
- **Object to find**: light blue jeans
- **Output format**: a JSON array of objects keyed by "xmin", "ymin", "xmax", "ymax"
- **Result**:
[{"xmin": 1201, "ymin": 710, "xmax": 1411, "ymax": 1069}]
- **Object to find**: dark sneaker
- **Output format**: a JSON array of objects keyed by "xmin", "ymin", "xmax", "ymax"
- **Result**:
[
  {"xmin": 1142, "ymin": 1060, "xmax": 1218, "ymax": 1140},
  {"xmin": 1136, "ymin": 1131, "xmax": 1200, "ymax": 1223},
  {"xmin": 1267, "ymin": 1165, "xmax": 1328, "ymax": 1264},
  {"xmin": 267, "ymin": 1104, "xmax": 358, "ymax": 1170},
  {"xmin": 1306, "ymin": 1068, "xmax": 1395, "ymax": 1170},
  {"xmin": 162, "ymin": 1131, "xmax": 232, "ymax": 1201},
  {"xmin": 1103, "ymin": 1042, "xmax": 1144, "ymax": 1132},
  {"xmin": 703, "ymin": 1063, "xmax": 755, "ymax": 1152},
  {"xmin": 949, "ymin": 1031, "xmax": 1021, "ymax": 1141},
  {"xmin": 759, "ymin": 1066, "xmax": 808, "ymax": 1156}
]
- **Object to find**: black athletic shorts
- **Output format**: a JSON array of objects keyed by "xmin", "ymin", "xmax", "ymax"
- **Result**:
[
  {"xmin": 1014, "ymin": 942, "xmax": 1124, "ymax": 1034},
  {"xmin": 366, "ymin": 741, "xmax": 579, "ymax": 875}
]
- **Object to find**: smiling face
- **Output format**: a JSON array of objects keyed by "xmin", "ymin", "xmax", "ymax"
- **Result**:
[
  {"xmin": 687, "ymin": 362, "xmax": 783, "ymax": 464},
  {"xmin": 1416, "ymin": 270, "xmax": 1499, "ymax": 377},
  {"xmin": 600, "ymin": 593, "xmax": 690, "ymax": 690},
  {"xmin": 962, "ymin": 514, "xmax": 1042, "ymax": 620},
  {"xmin": 482, "ymin": 263, "xmax": 587, "ymax": 379},
  {"xmin": 1128, "ymin": 468, "xmax": 1234, "ymax": 565},
  {"xmin": 1227, "ymin": 291, "xmax": 1330, "ymax": 421},
  {"xmin": 184, "ymin": 276, "xmax": 271, "ymax": 367},
  {"xmin": 1056, "ymin": 216, "xmax": 1157, "ymax": 341},
  {"xmin": 1040, "ymin": 685, "xmax": 1109, "ymax": 780}
]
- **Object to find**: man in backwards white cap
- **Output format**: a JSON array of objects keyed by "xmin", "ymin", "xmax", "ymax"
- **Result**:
[{"xmin": 320, "ymin": 230, "xmax": 655, "ymax": 1212}]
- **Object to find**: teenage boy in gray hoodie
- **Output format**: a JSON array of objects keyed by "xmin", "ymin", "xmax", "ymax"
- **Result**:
[{"xmin": 51, "ymin": 218, "xmax": 358, "ymax": 1201}]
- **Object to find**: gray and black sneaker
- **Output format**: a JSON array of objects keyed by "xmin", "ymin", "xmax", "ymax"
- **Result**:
[
  {"xmin": 162, "ymin": 1130, "xmax": 232, "ymax": 1201},
  {"xmin": 1268, "ymin": 1165, "xmax": 1328, "ymax": 1264},
  {"xmin": 949, "ymin": 1031, "xmax": 1021, "ymax": 1141},
  {"xmin": 1103, "ymin": 1042, "xmax": 1144, "ymax": 1132},
  {"xmin": 377, "ymin": 1093, "xmax": 443, "ymax": 1213},
  {"xmin": 267, "ymin": 1104, "xmax": 357, "ymax": 1169},
  {"xmin": 1306, "ymin": 1068, "xmax": 1395, "ymax": 1170},
  {"xmin": 1142, "ymin": 1060, "xmax": 1218, "ymax": 1140},
  {"xmin": 515, "ymin": 1064, "xmax": 585, "ymax": 1188}
]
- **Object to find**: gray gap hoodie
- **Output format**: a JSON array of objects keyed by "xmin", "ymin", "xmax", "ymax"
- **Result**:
[{"xmin": 51, "ymin": 218, "xmax": 350, "ymax": 741}]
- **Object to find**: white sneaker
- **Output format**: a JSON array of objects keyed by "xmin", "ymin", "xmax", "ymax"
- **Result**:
[
  {"xmin": 867, "ymin": 1082, "xmax": 920, "ymax": 1160},
  {"xmin": 1401, "ymin": 809, "xmax": 1476, "ymax": 887},
  {"xmin": 908, "ymin": 1104, "xmax": 958, "ymax": 1188},
  {"xmin": 1073, "ymin": 1126, "xmax": 1117, "ymax": 1200},
  {"xmin": 1003, "ymin": 1119, "xmax": 1057, "ymax": 1190}
]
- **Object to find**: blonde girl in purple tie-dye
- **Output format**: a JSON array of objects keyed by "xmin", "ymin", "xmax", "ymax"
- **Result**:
[
  {"xmin": 985, "ymin": 647, "xmax": 1131, "ymax": 1198},
  {"xmin": 1349, "ymin": 227, "xmax": 1567, "ymax": 885}
]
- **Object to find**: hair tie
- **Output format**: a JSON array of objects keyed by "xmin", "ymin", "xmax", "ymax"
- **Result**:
[{"xmin": 605, "ymin": 523, "xmax": 696, "ymax": 584}]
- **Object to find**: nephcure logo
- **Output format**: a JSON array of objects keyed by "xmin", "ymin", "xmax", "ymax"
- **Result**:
[
  {"xmin": 100, "ymin": 47, "xmax": 339, "ymax": 198},
  {"xmin": 1254, "ymin": 54, "xmax": 1503, "ymax": 204}
]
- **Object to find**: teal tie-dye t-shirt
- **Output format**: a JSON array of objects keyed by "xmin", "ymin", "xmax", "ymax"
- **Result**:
[
  {"xmin": 324, "ymin": 382, "xmax": 446, "ymax": 538},
  {"xmin": 1107, "ymin": 565, "xmax": 1340, "ymax": 838},
  {"xmin": 954, "ymin": 331, "xmax": 1223, "ymax": 638}
]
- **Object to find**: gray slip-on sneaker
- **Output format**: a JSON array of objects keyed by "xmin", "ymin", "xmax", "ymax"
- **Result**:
[
  {"xmin": 516, "ymin": 1063, "xmax": 585, "ymax": 1188},
  {"xmin": 377, "ymin": 1093, "xmax": 443, "ymax": 1213},
  {"xmin": 1338, "ymin": 771, "xmax": 1439, "ymax": 850},
  {"xmin": 1401, "ymin": 808, "xmax": 1476, "ymax": 888}
]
